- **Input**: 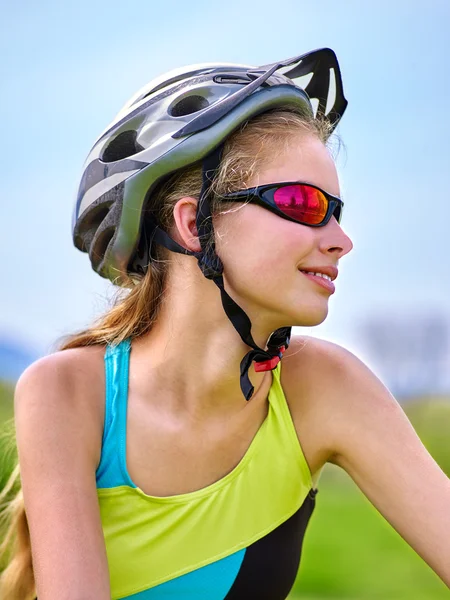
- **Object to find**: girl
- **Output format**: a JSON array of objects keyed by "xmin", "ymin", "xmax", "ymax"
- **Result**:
[{"xmin": 1, "ymin": 48, "xmax": 449, "ymax": 599}]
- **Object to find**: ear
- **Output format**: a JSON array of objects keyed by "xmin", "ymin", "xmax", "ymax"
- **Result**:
[{"xmin": 172, "ymin": 197, "xmax": 202, "ymax": 252}]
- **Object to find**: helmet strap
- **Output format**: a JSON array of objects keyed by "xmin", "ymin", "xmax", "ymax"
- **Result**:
[{"xmin": 195, "ymin": 145, "xmax": 292, "ymax": 400}]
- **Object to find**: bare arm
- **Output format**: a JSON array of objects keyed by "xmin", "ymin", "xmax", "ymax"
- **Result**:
[
  {"xmin": 14, "ymin": 351, "xmax": 111, "ymax": 600},
  {"xmin": 314, "ymin": 340, "xmax": 450, "ymax": 588}
]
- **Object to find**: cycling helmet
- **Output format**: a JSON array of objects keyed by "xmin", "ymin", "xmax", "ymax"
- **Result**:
[{"xmin": 72, "ymin": 47, "xmax": 348, "ymax": 400}]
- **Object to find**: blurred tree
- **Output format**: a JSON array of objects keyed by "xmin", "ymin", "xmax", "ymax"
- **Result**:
[{"xmin": 358, "ymin": 312, "xmax": 449, "ymax": 399}]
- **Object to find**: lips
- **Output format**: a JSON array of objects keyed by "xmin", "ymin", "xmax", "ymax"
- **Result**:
[
  {"xmin": 298, "ymin": 266, "xmax": 338, "ymax": 281},
  {"xmin": 299, "ymin": 270, "xmax": 336, "ymax": 293}
]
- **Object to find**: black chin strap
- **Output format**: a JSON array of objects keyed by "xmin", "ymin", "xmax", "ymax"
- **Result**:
[{"xmin": 150, "ymin": 145, "xmax": 291, "ymax": 401}]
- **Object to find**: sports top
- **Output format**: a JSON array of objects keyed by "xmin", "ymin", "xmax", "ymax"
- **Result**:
[{"xmin": 96, "ymin": 338, "xmax": 319, "ymax": 599}]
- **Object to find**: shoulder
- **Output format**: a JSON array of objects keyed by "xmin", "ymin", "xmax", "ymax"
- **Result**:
[
  {"xmin": 16, "ymin": 344, "xmax": 107, "ymax": 402},
  {"xmin": 280, "ymin": 333, "xmax": 356, "ymax": 414},
  {"xmin": 281, "ymin": 333, "xmax": 386, "ymax": 408},
  {"xmin": 15, "ymin": 345, "xmax": 107, "ymax": 470},
  {"xmin": 280, "ymin": 334, "xmax": 396, "ymax": 472},
  {"xmin": 282, "ymin": 333, "xmax": 356, "ymax": 372}
]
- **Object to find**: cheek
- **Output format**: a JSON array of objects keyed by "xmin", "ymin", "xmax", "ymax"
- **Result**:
[{"xmin": 215, "ymin": 206, "xmax": 316, "ymax": 286}]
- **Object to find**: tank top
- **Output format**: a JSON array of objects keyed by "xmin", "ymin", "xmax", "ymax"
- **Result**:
[{"xmin": 96, "ymin": 338, "xmax": 318, "ymax": 599}]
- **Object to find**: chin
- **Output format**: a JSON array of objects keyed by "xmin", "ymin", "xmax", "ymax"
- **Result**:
[{"xmin": 291, "ymin": 305, "xmax": 329, "ymax": 327}]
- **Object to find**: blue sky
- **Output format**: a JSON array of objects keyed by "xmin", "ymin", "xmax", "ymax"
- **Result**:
[{"xmin": 1, "ymin": 0, "xmax": 449, "ymax": 383}]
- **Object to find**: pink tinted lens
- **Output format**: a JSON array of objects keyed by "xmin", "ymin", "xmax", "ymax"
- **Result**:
[{"xmin": 273, "ymin": 184, "xmax": 328, "ymax": 225}]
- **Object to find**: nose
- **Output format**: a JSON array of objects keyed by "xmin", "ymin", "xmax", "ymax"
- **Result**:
[{"xmin": 319, "ymin": 215, "xmax": 353, "ymax": 259}]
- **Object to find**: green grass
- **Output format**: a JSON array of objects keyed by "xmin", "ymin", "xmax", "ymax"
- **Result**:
[
  {"xmin": 0, "ymin": 381, "xmax": 17, "ymax": 573},
  {"xmin": 0, "ymin": 380, "xmax": 15, "ymax": 490},
  {"xmin": 0, "ymin": 379, "xmax": 13, "ymax": 422}
]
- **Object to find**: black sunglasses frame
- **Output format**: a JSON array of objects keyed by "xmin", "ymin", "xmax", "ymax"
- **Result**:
[{"xmin": 220, "ymin": 181, "xmax": 344, "ymax": 227}]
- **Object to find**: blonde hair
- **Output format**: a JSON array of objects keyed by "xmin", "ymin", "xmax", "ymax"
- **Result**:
[{"xmin": 0, "ymin": 107, "xmax": 339, "ymax": 599}]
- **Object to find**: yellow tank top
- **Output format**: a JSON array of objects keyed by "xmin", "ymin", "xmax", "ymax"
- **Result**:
[{"xmin": 95, "ymin": 338, "xmax": 318, "ymax": 599}]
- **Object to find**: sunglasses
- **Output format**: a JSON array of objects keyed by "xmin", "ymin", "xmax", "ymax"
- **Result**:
[{"xmin": 220, "ymin": 181, "xmax": 344, "ymax": 227}]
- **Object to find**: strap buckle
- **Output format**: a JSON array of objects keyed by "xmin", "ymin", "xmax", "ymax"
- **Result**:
[{"xmin": 253, "ymin": 346, "xmax": 286, "ymax": 372}]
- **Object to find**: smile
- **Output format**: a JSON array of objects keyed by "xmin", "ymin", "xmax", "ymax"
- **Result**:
[{"xmin": 299, "ymin": 270, "xmax": 336, "ymax": 294}]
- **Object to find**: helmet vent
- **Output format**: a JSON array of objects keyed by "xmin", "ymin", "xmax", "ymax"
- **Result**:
[
  {"xmin": 101, "ymin": 130, "xmax": 144, "ymax": 162},
  {"xmin": 169, "ymin": 94, "xmax": 209, "ymax": 117},
  {"xmin": 78, "ymin": 201, "xmax": 113, "ymax": 229},
  {"xmin": 91, "ymin": 226, "xmax": 115, "ymax": 269}
]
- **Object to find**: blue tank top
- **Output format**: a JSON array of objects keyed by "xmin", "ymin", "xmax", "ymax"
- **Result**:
[{"xmin": 95, "ymin": 338, "xmax": 318, "ymax": 599}]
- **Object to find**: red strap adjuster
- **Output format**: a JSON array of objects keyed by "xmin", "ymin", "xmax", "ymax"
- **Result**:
[{"xmin": 254, "ymin": 346, "xmax": 286, "ymax": 372}]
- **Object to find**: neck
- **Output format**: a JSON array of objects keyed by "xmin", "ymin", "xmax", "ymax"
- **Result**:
[{"xmin": 129, "ymin": 265, "xmax": 278, "ymax": 419}]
